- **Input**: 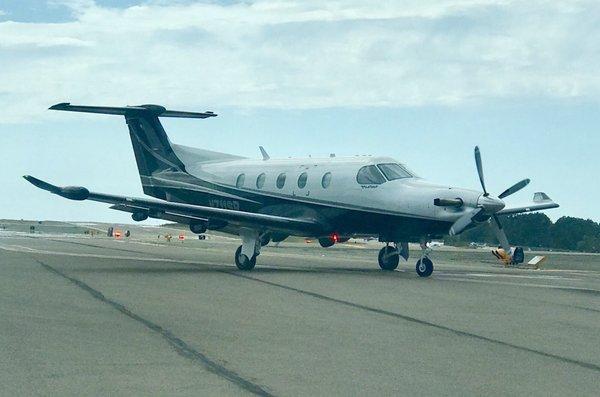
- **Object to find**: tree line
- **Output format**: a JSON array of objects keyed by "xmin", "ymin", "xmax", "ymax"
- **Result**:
[{"xmin": 445, "ymin": 213, "xmax": 600, "ymax": 253}]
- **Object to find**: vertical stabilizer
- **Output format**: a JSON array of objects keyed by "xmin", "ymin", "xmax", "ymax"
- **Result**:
[{"xmin": 49, "ymin": 103, "xmax": 217, "ymax": 198}]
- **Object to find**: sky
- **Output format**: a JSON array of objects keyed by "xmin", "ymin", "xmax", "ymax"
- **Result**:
[{"xmin": 0, "ymin": 0, "xmax": 599, "ymax": 224}]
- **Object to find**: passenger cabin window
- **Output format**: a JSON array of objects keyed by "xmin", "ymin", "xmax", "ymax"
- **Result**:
[
  {"xmin": 298, "ymin": 172, "xmax": 308, "ymax": 188},
  {"xmin": 276, "ymin": 173, "xmax": 286, "ymax": 189},
  {"xmin": 236, "ymin": 173, "xmax": 245, "ymax": 188},
  {"xmin": 321, "ymin": 172, "xmax": 332, "ymax": 188},
  {"xmin": 377, "ymin": 163, "xmax": 413, "ymax": 181},
  {"xmin": 356, "ymin": 165, "xmax": 386, "ymax": 184},
  {"xmin": 256, "ymin": 173, "xmax": 266, "ymax": 189}
]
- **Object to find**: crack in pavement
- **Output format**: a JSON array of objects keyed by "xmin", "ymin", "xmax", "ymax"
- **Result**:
[{"xmin": 34, "ymin": 259, "xmax": 276, "ymax": 397}]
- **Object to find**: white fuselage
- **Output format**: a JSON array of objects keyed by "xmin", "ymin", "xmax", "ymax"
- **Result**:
[{"xmin": 184, "ymin": 154, "xmax": 483, "ymax": 227}]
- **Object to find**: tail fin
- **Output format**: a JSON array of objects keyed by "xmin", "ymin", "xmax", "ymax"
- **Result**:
[{"xmin": 49, "ymin": 103, "xmax": 216, "ymax": 198}]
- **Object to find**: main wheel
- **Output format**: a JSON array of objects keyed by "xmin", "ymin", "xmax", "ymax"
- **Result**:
[
  {"xmin": 235, "ymin": 245, "xmax": 256, "ymax": 270},
  {"xmin": 378, "ymin": 246, "xmax": 399, "ymax": 270},
  {"xmin": 415, "ymin": 257, "xmax": 433, "ymax": 277}
]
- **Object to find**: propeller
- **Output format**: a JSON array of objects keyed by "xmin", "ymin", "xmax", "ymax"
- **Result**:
[
  {"xmin": 498, "ymin": 178, "xmax": 530, "ymax": 199},
  {"xmin": 449, "ymin": 208, "xmax": 484, "ymax": 236},
  {"xmin": 489, "ymin": 214, "xmax": 511, "ymax": 252},
  {"xmin": 474, "ymin": 146, "xmax": 488, "ymax": 196},
  {"xmin": 447, "ymin": 146, "xmax": 531, "ymax": 253}
]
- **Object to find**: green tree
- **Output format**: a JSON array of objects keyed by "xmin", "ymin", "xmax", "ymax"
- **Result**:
[
  {"xmin": 502, "ymin": 213, "xmax": 553, "ymax": 248},
  {"xmin": 443, "ymin": 213, "xmax": 600, "ymax": 252},
  {"xmin": 551, "ymin": 217, "xmax": 600, "ymax": 251},
  {"xmin": 577, "ymin": 235, "xmax": 600, "ymax": 253}
]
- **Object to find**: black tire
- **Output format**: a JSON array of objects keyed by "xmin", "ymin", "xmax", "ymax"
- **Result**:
[
  {"xmin": 235, "ymin": 245, "xmax": 256, "ymax": 270},
  {"xmin": 260, "ymin": 234, "xmax": 271, "ymax": 247},
  {"xmin": 378, "ymin": 246, "xmax": 399, "ymax": 270},
  {"xmin": 416, "ymin": 257, "xmax": 433, "ymax": 277}
]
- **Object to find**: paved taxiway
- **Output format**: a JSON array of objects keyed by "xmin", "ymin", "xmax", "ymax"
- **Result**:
[{"xmin": 1, "ymin": 234, "xmax": 599, "ymax": 396}]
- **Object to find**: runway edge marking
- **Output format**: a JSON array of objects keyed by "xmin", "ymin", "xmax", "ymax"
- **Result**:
[
  {"xmin": 34, "ymin": 259, "xmax": 276, "ymax": 397},
  {"xmin": 227, "ymin": 272, "xmax": 600, "ymax": 373}
]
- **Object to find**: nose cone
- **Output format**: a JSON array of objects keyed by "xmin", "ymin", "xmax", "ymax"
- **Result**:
[{"xmin": 478, "ymin": 194, "xmax": 505, "ymax": 213}]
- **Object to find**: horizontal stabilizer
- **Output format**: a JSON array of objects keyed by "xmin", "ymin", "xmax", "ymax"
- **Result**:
[{"xmin": 49, "ymin": 103, "xmax": 217, "ymax": 119}]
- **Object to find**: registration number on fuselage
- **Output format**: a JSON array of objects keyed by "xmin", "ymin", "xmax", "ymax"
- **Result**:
[{"xmin": 208, "ymin": 199, "xmax": 240, "ymax": 210}]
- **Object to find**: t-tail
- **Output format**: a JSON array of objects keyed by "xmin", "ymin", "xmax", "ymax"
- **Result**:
[{"xmin": 49, "ymin": 103, "xmax": 217, "ymax": 199}]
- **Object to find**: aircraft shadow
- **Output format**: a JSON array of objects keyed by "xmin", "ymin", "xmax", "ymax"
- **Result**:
[{"xmin": 74, "ymin": 262, "xmax": 416, "ymax": 278}]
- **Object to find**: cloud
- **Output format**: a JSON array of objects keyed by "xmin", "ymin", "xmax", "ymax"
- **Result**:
[{"xmin": 1, "ymin": 0, "xmax": 600, "ymax": 122}]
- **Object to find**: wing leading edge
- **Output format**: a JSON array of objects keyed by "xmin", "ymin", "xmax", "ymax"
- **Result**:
[{"xmin": 23, "ymin": 175, "xmax": 325, "ymax": 236}]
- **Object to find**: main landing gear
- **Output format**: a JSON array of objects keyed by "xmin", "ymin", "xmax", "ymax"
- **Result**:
[
  {"xmin": 377, "ymin": 241, "xmax": 434, "ymax": 277},
  {"xmin": 235, "ymin": 245, "xmax": 256, "ymax": 270},
  {"xmin": 234, "ymin": 228, "xmax": 261, "ymax": 271},
  {"xmin": 378, "ymin": 245, "xmax": 400, "ymax": 270}
]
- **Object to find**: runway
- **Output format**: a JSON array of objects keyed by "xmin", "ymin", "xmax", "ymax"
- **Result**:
[{"xmin": 1, "ymin": 232, "xmax": 599, "ymax": 396}]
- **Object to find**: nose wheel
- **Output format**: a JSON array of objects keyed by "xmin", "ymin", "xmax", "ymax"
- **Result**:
[{"xmin": 416, "ymin": 257, "xmax": 433, "ymax": 277}]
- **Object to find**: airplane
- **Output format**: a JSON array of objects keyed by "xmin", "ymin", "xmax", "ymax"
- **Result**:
[{"xmin": 24, "ymin": 103, "xmax": 560, "ymax": 277}]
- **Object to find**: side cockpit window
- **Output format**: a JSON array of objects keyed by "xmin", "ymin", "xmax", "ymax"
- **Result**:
[
  {"xmin": 377, "ymin": 163, "xmax": 414, "ymax": 181},
  {"xmin": 356, "ymin": 165, "xmax": 386, "ymax": 184}
]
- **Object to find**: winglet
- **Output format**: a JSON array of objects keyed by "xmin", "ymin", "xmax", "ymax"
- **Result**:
[
  {"xmin": 259, "ymin": 146, "xmax": 270, "ymax": 161},
  {"xmin": 533, "ymin": 192, "xmax": 552, "ymax": 203},
  {"xmin": 23, "ymin": 175, "xmax": 89, "ymax": 201}
]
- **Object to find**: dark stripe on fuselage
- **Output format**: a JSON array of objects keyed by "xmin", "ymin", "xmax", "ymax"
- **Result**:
[{"xmin": 143, "ymin": 172, "xmax": 452, "ymax": 240}]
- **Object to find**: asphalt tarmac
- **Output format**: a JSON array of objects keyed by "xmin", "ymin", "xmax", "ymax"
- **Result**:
[{"xmin": 1, "ymin": 232, "xmax": 599, "ymax": 396}]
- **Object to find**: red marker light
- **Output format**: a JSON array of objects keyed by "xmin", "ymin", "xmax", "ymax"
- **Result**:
[{"xmin": 331, "ymin": 233, "xmax": 339, "ymax": 243}]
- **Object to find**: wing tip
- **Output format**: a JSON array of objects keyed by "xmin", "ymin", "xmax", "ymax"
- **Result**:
[
  {"xmin": 49, "ymin": 102, "xmax": 70, "ymax": 111},
  {"xmin": 23, "ymin": 174, "xmax": 41, "ymax": 186}
]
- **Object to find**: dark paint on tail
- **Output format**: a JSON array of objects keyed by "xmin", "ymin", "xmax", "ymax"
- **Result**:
[{"xmin": 48, "ymin": 102, "xmax": 218, "ymax": 199}]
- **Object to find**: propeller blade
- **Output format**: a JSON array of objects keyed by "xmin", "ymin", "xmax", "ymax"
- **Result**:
[
  {"xmin": 498, "ymin": 178, "xmax": 531, "ymax": 199},
  {"xmin": 449, "ymin": 207, "xmax": 484, "ymax": 236},
  {"xmin": 474, "ymin": 146, "xmax": 488, "ymax": 196},
  {"xmin": 488, "ymin": 214, "xmax": 511, "ymax": 252}
]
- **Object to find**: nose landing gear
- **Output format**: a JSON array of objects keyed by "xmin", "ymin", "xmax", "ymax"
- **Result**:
[
  {"xmin": 416, "ymin": 241, "xmax": 434, "ymax": 277},
  {"xmin": 377, "ymin": 241, "xmax": 434, "ymax": 277},
  {"xmin": 416, "ymin": 257, "xmax": 433, "ymax": 277}
]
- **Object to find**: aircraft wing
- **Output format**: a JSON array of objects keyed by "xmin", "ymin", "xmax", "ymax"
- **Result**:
[
  {"xmin": 23, "ymin": 175, "xmax": 325, "ymax": 236},
  {"xmin": 497, "ymin": 192, "xmax": 559, "ymax": 216}
]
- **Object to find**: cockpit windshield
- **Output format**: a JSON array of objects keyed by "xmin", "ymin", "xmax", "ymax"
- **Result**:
[{"xmin": 377, "ymin": 163, "xmax": 415, "ymax": 181}]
